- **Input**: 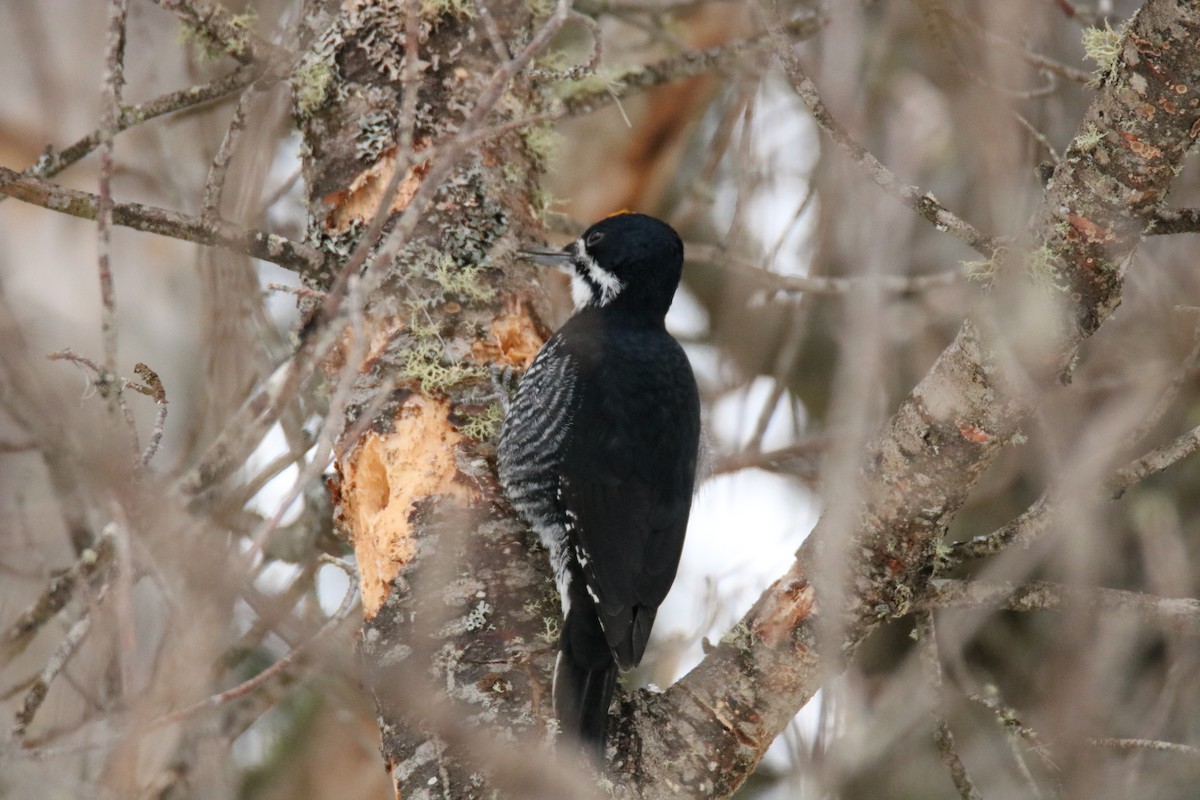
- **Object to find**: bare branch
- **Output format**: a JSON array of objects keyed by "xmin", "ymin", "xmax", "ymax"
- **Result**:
[
  {"xmin": 690, "ymin": 242, "xmax": 967, "ymax": 295},
  {"xmin": 917, "ymin": 613, "xmax": 983, "ymax": 800},
  {"xmin": 562, "ymin": 15, "xmax": 825, "ymax": 117},
  {"xmin": 0, "ymin": 536, "xmax": 116, "ymax": 669},
  {"xmin": 919, "ymin": 578, "xmax": 1200, "ymax": 636},
  {"xmin": 0, "ymin": 166, "xmax": 325, "ymax": 273},
  {"xmin": 762, "ymin": 3, "xmax": 999, "ymax": 257},
  {"xmin": 1111, "ymin": 421, "xmax": 1200, "ymax": 496},
  {"xmin": 25, "ymin": 64, "xmax": 261, "ymax": 183},
  {"xmin": 96, "ymin": 0, "xmax": 130, "ymax": 389},
  {"xmin": 1089, "ymin": 737, "xmax": 1200, "ymax": 758},
  {"xmin": 1148, "ymin": 206, "xmax": 1200, "ymax": 235}
]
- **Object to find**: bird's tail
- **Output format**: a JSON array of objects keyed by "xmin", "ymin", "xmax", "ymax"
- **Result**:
[{"xmin": 554, "ymin": 603, "xmax": 618, "ymax": 757}]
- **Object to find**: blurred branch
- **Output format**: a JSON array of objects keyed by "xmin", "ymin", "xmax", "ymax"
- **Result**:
[
  {"xmin": 200, "ymin": 83, "xmax": 257, "ymax": 221},
  {"xmin": 1110, "ymin": 420, "xmax": 1200, "ymax": 496},
  {"xmin": 1148, "ymin": 207, "xmax": 1200, "ymax": 235},
  {"xmin": 150, "ymin": 0, "xmax": 288, "ymax": 64},
  {"xmin": 952, "ymin": 411, "xmax": 1200, "ymax": 564},
  {"xmin": 96, "ymin": 0, "xmax": 129, "ymax": 393},
  {"xmin": 1125, "ymin": 312, "xmax": 1200, "ymax": 443},
  {"xmin": 916, "ymin": 613, "xmax": 983, "ymax": 800},
  {"xmin": 691, "ymin": 242, "xmax": 967, "ymax": 295},
  {"xmin": 947, "ymin": 493, "xmax": 1051, "ymax": 564},
  {"xmin": 0, "ymin": 535, "xmax": 116, "ymax": 669},
  {"xmin": 11, "ymin": 586, "xmax": 106, "ymax": 739},
  {"xmin": 916, "ymin": 0, "xmax": 1064, "ymax": 99},
  {"xmin": 561, "ymin": 14, "xmax": 825, "ymax": 116},
  {"xmin": 0, "ymin": 166, "xmax": 326, "ymax": 273},
  {"xmin": 966, "ymin": 690, "xmax": 1055, "ymax": 797},
  {"xmin": 712, "ymin": 436, "xmax": 829, "ymax": 480},
  {"xmin": 1089, "ymin": 737, "xmax": 1200, "ymax": 758},
  {"xmin": 24, "ymin": 63, "xmax": 262, "ymax": 183},
  {"xmin": 150, "ymin": 557, "xmax": 357, "ymax": 730},
  {"xmin": 919, "ymin": 578, "xmax": 1200, "ymax": 636},
  {"xmin": 762, "ymin": 4, "xmax": 999, "ymax": 257}
]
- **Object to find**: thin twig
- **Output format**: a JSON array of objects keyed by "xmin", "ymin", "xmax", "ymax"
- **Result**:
[
  {"xmin": 947, "ymin": 492, "xmax": 1051, "ymax": 564},
  {"xmin": 712, "ymin": 436, "xmax": 830, "ymax": 479},
  {"xmin": 45, "ymin": 350, "xmax": 169, "ymax": 467},
  {"xmin": 97, "ymin": 0, "xmax": 129, "ymax": 397},
  {"xmin": 917, "ymin": 613, "xmax": 984, "ymax": 800},
  {"xmin": 562, "ymin": 15, "xmax": 825, "ymax": 117},
  {"xmin": 1147, "ymin": 207, "xmax": 1200, "ymax": 235},
  {"xmin": 1124, "ymin": 316, "xmax": 1200, "ymax": 448},
  {"xmin": 919, "ymin": 578, "xmax": 1200, "ymax": 636},
  {"xmin": 149, "ymin": 556, "xmax": 357, "ymax": 729},
  {"xmin": 966, "ymin": 691, "xmax": 1053, "ymax": 797},
  {"xmin": 761, "ymin": 2, "xmax": 998, "ymax": 257},
  {"xmin": 12, "ymin": 586, "xmax": 108, "ymax": 739},
  {"xmin": 0, "ymin": 166, "xmax": 326, "ymax": 274},
  {"xmin": 10, "ymin": 558, "xmax": 358, "ymax": 761},
  {"xmin": 689, "ymin": 242, "xmax": 966, "ymax": 295},
  {"xmin": 151, "ymin": 0, "xmax": 285, "ymax": 65},
  {"xmin": 132, "ymin": 363, "xmax": 168, "ymax": 466},
  {"xmin": 1110, "ymin": 421, "xmax": 1200, "ymax": 497},
  {"xmin": 201, "ymin": 83, "xmax": 257, "ymax": 221},
  {"xmin": 0, "ymin": 536, "xmax": 116, "ymax": 669},
  {"xmin": 23, "ymin": 63, "xmax": 261, "ymax": 185},
  {"xmin": 1089, "ymin": 737, "xmax": 1200, "ymax": 758}
]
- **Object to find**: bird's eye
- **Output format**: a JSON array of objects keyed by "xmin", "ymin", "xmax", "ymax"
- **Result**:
[{"xmin": 585, "ymin": 231, "xmax": 605, "ymax": 247}]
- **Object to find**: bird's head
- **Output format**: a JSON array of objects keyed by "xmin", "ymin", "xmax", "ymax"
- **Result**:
[{"xmin": 519, "ymin": 212, "xmax": 685, "ymax": 320}]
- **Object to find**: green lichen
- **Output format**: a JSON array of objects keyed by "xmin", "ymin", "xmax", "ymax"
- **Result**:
[
  {"xmin": 1075, "ymin": 123, "xmax": 1105, "ymax": 151},
  {"xmin": 1027, "ymin": 243, "xmax": 1070, "ymax": 293},
  {"xmin": 399, "ymin": 339, "xmax": 487, "ymax": 393},
  {"xmin": 530, "ymin": 186, "xmax": 560, "ymax": 220},
  {"xmin": 520, "ymin": 123, "xmax": 564, "ymax": 168},
  {"xmin": 420, "ymin": 0, "xmax": 476, "ymax": 18},
  {"xmin": 432, "ymin": 254, "xmax": 496, "ymax": 303},
  {"xmin": 1082, "ymin": 19, "xmax": 1125, "ymax": 87},
  {"xmin": 538, "ymin": 615, "xmax": 560, "ymax": 645},
  {"xmin": 292, "ymin": 53, "xmax": 336, "ymax": 117},
  {"xmin": 178, "ymin": 7, "xmax": 258, "ymax": 61},
  {"xmin": 722, "ymin": 621, "xmax": 755, "ymax": 653},
  {"xmin": 963, "ymin": 256, "xmax": 996, "ymax": 283},
  {"xmin": 461, "ymin": 403, "xmax": 505, "ymax": 442},
  {"xmin": 931, "ymin": 540, "xmax": 954, "ymax": 574},
  {"xmin": 525, "ymin": 0, "xmax": 555, "ymax": 20},
  {"xmin": 502, "ymin": 162, "xmax": 524, "ymax": 185},
  {"xmin": 554, "ymin": 66, "xmax": 628, "ymax": 101}
]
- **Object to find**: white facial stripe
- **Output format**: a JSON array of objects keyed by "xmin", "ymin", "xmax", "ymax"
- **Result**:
[
  {"xmin": 571, "ymin": 238, "xmax": 623, "ymax": 309},
  {"xmin": 571, "ymin": 273, "xmax": 593, "ymax": 311}
]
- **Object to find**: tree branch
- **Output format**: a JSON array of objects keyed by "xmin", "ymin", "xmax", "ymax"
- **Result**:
[
  {"xmin": 0, "ymin": 167, "xmax": 326, "ymax": 274},
  {"xmin": 763, "ymin": 4, "xmax": 1000, "ymax": 257},
  {"xmin": 919, "ymin": 578, "xmax": 1200, "ymax": 636}
]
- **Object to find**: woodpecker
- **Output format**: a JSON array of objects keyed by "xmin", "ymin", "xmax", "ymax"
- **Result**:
[{"xmin": 497, "ymin": 212, "xmax": 701, "ymax": 756}]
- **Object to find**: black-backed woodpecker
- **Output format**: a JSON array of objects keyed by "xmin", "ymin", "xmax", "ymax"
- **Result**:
[{"xmin": 497, "ymin": 212, "xmax": 701, "ymax": 756}]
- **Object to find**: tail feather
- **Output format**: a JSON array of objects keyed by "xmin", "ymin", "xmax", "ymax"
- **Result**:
[{"xmin": 554, "ymin": 603, "xmax": 618, "ymax": 757}]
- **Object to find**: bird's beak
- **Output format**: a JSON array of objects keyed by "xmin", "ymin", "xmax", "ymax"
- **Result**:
[{"xmin": 518, "ymin": 246, "xmax": 573, "ymax": 269}]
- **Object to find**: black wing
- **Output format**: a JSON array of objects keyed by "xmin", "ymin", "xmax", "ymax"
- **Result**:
[{"xmin": 557, "ymin": 316, "xmax": 700, "ymax": 669}]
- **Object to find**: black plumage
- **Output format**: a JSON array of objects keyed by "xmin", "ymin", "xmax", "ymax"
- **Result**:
[{"xmin": 497, "ymin": 213, "xmax": 701, "ymax": 756}]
